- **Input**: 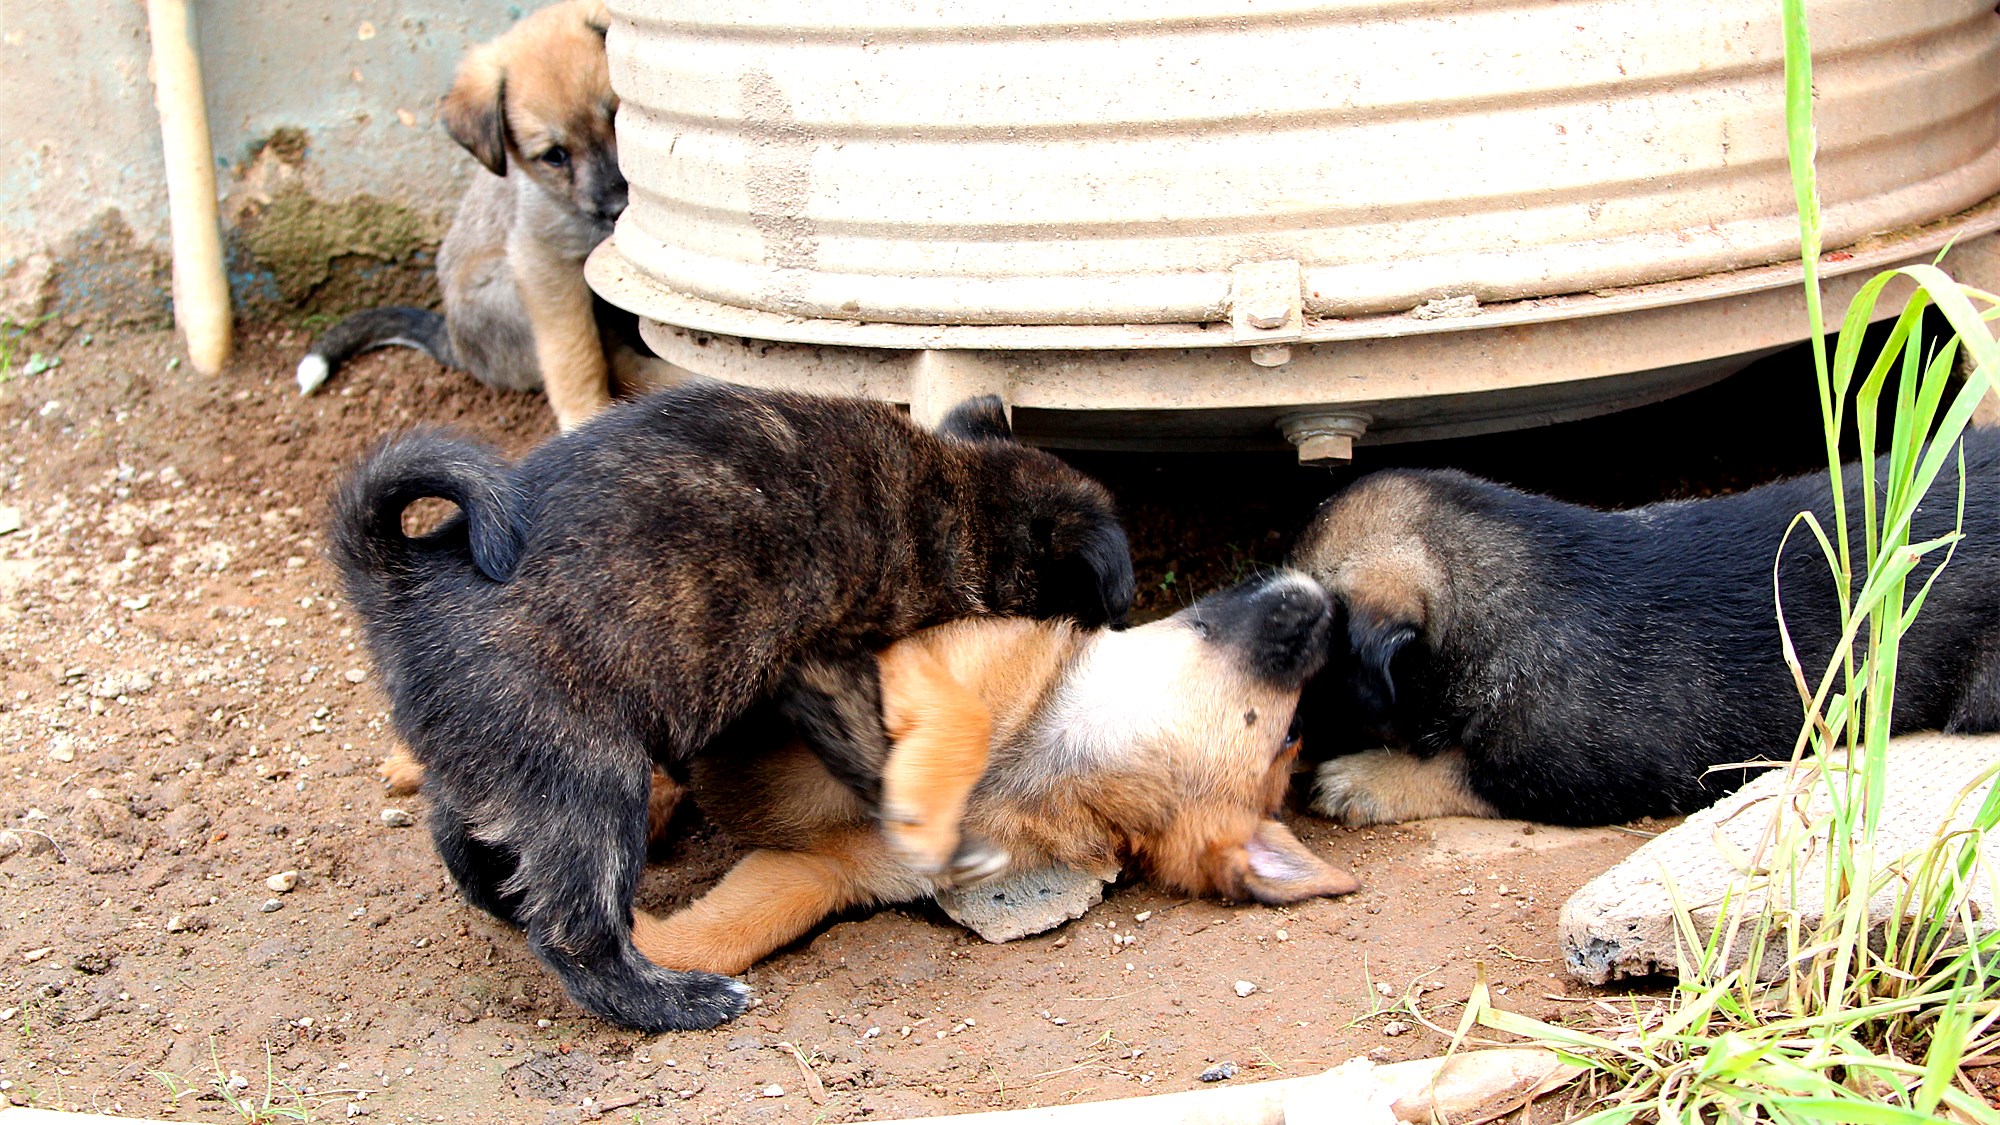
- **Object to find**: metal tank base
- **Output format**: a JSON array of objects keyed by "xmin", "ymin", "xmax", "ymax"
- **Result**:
[{"xmin": 590, "ymin": 199, "xmax": 2000, "ymax": 462}]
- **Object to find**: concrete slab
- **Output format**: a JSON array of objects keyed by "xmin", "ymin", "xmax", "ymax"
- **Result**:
[
  {"xmin": 935, "ymin": 863, "xmax": 1118, "ymax": 943},
  {"xmin": 1559, "ymin": 731, "xmax": 2000, "ymax": 985}
]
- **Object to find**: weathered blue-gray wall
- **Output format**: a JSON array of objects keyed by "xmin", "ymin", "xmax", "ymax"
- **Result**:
[{"xmin": 0, "ymin": 0, "xmax": 523, "ymax": 323}]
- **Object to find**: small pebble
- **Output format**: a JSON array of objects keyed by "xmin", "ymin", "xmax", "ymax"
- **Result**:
[
  {"xmin": 0, "ymin": 831, "xmax": 21, "ymax": 860},
  {"xmin": 344, "ymin": 668, "xmax": 368, "ymax": 684},
  {"xmin": 1233, "ymin": 980, "xmax": 1256, "ymax": 998},
  {"xmin": 1275, "ymin": 929, "xmax": 1289, "ymax": 941},
  {"xmin": 267, "ymin": 871, "xmax": 299, "ymax": 893},
  {"xmin": 0, "ymin": 1007, "xmax": 16, "ymax": 1021},
  {"xmin": 1198, "ymin": 1061, "xmax": 1237, "ymax": 1082},
  {"xmin": 49, "ymin": 746, "xmax": 75, "ymax": 763},
  {"xmin": 260, "ymin": 898, "xmax": 283, "ymax": 913},
  {"xmin": 165, "ymin": 915, "xmax": 187, "ymax": 933},
  {"xmin": 1134, "ymin": 911, "xmax": 1152, "ymax": 923},
  {"xmin": 761, "ymin": 1084, "xmax": 785, "ymax": 1098},
  {"xmin": 22, "ymin": 947, "xmax": 52, "ymax": 963},
  {"xmin": 1383, "ymin": 1020, "xmax": 1410, "ymax": 1037},
  {"xmin": 380, "ymin": 808, "xmax": 415, "ymax": 828},
  {"xmin": 1375, "ymin": 981, "xmax": 1395, "ymax": 997}
]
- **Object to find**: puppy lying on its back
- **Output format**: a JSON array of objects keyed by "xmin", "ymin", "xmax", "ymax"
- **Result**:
[
  {"xmin": 636, "ymin": 571, "xmax": 1360, "ymax": 975},
  {"xmin": 1290, "ymin": 430, "xmax": 2000, "ymax": 827},
  {"xmin": 329, "ymin": 382, "xmax": 1132, "ymax": 1032}
]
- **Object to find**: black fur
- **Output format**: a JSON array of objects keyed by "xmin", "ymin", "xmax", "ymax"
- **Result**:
[
  {"xmin": 1297, "ymin": 431, "xmax": 2000, "ymax": 825},
  {"xmin": 327, "ymin": 380, "xmax": 1133, "ymax": 1031},
  {"xmin": 303, "ymin": 307, "xmax": 459, "ymax": 375}
]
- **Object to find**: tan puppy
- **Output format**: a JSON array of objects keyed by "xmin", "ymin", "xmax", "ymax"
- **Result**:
[
  {"xmin": 298, "ymin": 0, "xmax": 674, "ymax": 428},
  {"xmin": 634, "ymin": 572, "xmax": 1360, "ymax": 976}
]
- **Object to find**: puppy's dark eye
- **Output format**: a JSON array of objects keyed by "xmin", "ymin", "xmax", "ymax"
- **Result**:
[
  {"xmin": 540, "ymin": 146, "xmax": 570, "ymax": 168},
  {"xmin": 1282, "ymin": 713, "xmax": 1304, "ymax": 752}
]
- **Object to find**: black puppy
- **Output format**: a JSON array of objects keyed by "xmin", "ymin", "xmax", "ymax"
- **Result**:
[
  {"xmin": 329, "ymin": 381, "xmax": 1133, "ymax": 1032},
  {"xmin": 1290, "ymin": 430, "xmax": 2000, "ymax": 827}
]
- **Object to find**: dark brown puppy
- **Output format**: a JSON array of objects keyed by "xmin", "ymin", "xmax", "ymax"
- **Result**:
[
  {"xmin": 1290, "ymin": 430, "xmax": 2000, "ymax": 828},
  {"xmin": 637, "ymin": 572, "xmax": 1359, "ymax": 976},
  {"xmin": 328, "ymin": 381, "xmax": 1133, "ymax": 1032}
]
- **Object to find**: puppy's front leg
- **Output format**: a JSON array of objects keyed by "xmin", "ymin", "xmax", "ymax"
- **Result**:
[
  {"xmin": 632, "ymin": 831, "xmax": 912, "ymax": 976},
  {"xmin": 782, "ymin": 652, "xmax": 1002, "ymax": 880},
  {"xmin": 876, "ymin": 644, "xmax": 1001, "ymax": 880},
  {"xmin": 513, "ymin": 238, "xmax": 611, "ymax": 429},
  {"xmin": 1311, "ymin": 748, "xmax": 1499, "ymax": 826}
]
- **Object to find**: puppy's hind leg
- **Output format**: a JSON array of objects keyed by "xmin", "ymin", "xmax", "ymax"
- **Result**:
[
  {"xmin": 632, "ymin": 830, "xmax": 919, "ymax": 976},
  {"xmin": 500, "ymin": 739, "xmax": 748, "ymax": 1032},
  {"xmin": 428, "ymin": 793, "xmax": 527, "ymax": 923}
]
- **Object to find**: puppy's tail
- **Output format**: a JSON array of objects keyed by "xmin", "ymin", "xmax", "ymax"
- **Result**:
[
  {"xmin": 328, "ymin": 430, "xmax": 526, "ymax": 588},
  {"xmin": 297, "ymin": 307, "xmax": 457, "ymax": 395}
]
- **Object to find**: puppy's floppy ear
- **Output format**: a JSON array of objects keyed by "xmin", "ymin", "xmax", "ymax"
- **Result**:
[
  {"xmin": 1239, "ymin": 818, "xmax": 1360, "ymax": 903},
  {"xmin": 935, "ymin": 395, "xmax": 1014, "ymax": 443},
  {"xmin": 440, "ymin": 50, "xmax": 509, "ymax": 176},
  {"xmin": 1034, "ymin": 517, "xmax": 1135, "ymax": 627},
  {"xmin": 582, "ymin": 0, "xmax": 612, "ymax": 34},
  {"xmin": 1347, "ymin": 609, "xmax": 1418, "ymax": 715}
]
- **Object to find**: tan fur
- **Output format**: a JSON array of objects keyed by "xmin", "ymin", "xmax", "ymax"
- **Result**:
[
  {"xmin": 432, "ymin": 0, "xmax": 678, "ymax": 428},
  {"xmin": 380, "ymin": 746, "xmax": 688, "ymax": 842},
  {"xmin": 637, "ymin": 611, "xmax": 1359, "ymax": 976},
  {"xmin": 874, "ymin": 640, "xmax": 995, "ymax": 872},
  {"xmin": 379, "ymin": 746, "xmax": 426, "ymax": 796},
  {"xmin": 1310, "ymin": 748, "xmax": 1500, "ymax": 826},
  {"xmin": 633, "ymin": 830, "xmax": 925, "ymax": 975},
  {"xmin": 1295, "ymin": 475, "xmax": 1447, "ymax": 631}
]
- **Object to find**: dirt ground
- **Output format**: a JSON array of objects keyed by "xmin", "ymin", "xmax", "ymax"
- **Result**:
[{"xmin": 0, "ymin": 325, "xmax": 1834, "ymax": 1123}]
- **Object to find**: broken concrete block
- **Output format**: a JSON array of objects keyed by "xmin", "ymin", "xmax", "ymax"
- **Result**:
[
  {"xmin": 1560, "ymin": 731, "xmax": 2000, "ymax": 985},
  {"xmin": 935, "ymin": 862, "xmax": 1117, "ymax": 943}
]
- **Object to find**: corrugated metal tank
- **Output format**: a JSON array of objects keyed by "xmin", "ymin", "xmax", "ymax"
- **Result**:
[{"xmin": 590, "ymin": 0, "xmax": 2000, "ymax": 455}]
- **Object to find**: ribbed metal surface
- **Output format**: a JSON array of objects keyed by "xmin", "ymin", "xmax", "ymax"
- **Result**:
[{"xmin": 602, "ymin": 0, "xmax": 2000, "ymax": 335}]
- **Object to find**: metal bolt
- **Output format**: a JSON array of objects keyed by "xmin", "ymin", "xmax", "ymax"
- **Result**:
[
  {"xmin": 1279, "ymin": 413, "xmax": 1372, "ymax": 466},
  {"xmin": 1244, "ymin": 296, "xmax": 1292, "ymax": 330}
]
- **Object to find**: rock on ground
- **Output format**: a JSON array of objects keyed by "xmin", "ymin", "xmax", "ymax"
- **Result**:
[{"xmin": 1559, "ymin": 731, "xmax": 2000, "ymax": 984}]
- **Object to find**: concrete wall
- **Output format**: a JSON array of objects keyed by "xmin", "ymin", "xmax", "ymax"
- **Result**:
[{"xmin": 0, "ymin": 0, "xmax": 522, "ymax": 324}]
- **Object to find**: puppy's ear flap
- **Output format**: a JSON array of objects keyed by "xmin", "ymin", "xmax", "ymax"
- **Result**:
[
  {"xmin": 1034, "ymin": 517, "xmax": 1135, "ymax": 627},
  {"xmin": 1348, "ymin": 610, "xmax": 1418, "ymax": 713},
  {"xmin": 934, "ymin": 395, "xmax": 1014, "ymax": 443},
  {"xmin": 582, "ymin": 1, "xmax": 612, "ymax": 34},
  {"xmin": 440, "ymin": 51, "xmax": 510, "ymax": 176},
  {"xmin": 1239, "ymin": 818, "xmax": 1360, "ymax": 903}
]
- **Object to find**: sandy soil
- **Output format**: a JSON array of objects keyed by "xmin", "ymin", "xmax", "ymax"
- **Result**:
[{"xmin": 0, "ymin": 325, "xmax": 1831, "ymax": 1123}]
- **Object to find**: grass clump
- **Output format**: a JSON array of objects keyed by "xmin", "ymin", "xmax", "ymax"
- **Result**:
[{"xmin": 1459, "ymin": 1, "xmax": 2000, "ymax": 1120}]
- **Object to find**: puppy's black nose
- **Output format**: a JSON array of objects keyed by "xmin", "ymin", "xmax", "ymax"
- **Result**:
[
  {"xmin": 1181, "ymin": 570, "xmax": 1333, "ymax": 686},
  {"xmin": 1244, "ymin": 572, "xmax": 1334, "ymax": 684}
]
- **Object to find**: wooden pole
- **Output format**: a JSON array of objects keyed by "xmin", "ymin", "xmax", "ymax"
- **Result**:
[{"xmin": 145, "ymin": 0, "xmax": 232, "ymax": 375}]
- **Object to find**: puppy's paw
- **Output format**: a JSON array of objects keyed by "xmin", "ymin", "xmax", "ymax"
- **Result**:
[
  {"xmin": 1310, "ymin": 754, "xmax": 1393, "ymax": 826},
  {"xmin": 1310, "ymin": 748, "xmax": 1497, "ymax": 826},
  {"xmin": 880, "ymin": 802, "xmax": 961, "ymax": 876},
  {"xmin": 945, "ymin": 837, "xmax": 1011, "ymax": 887},
  {"xmin": 379, "ymin": 748, "xmax": 425, "ymax": 796}
]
